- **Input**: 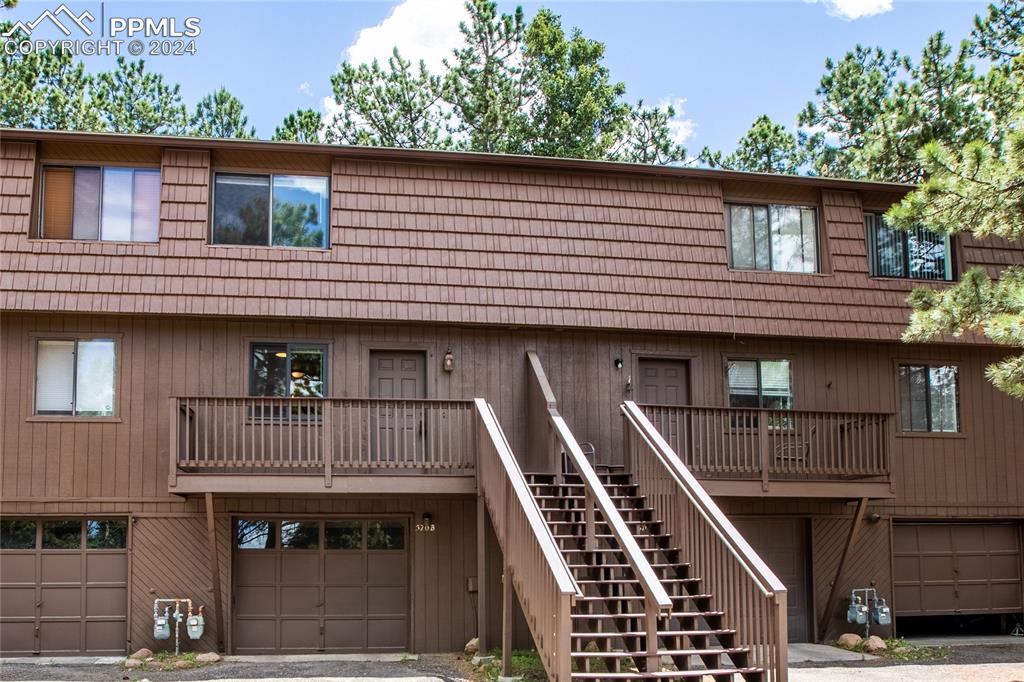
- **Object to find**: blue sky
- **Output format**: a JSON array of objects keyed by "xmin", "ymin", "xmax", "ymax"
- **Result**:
[{"xmin": 4, "ymin": 0, "xmax": 991, "ymax": 155}]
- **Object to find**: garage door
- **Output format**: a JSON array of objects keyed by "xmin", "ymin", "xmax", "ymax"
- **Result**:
[
  {"xmin": 233, "ymin": 518, "xmax": 409, "ymax": 653},
  {"xmin": 0, "ymin": 518, "xmax": 128, "ymax": 655},
  {"xmin": 894, "ymin": 522, "xmax": 1023, "ymax": 616},
  {"xmin": 732, "ymin": 517, "xmax": 811, "ymax": 642}
]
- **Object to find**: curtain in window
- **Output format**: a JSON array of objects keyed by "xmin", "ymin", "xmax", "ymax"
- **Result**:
[
  {"xmin": 132, "ymin": 169, "xmax": 161, "ymax": 242},
  {"xmin": 72, "ymin": 167, "xmax": 101, "ymax": 240}
]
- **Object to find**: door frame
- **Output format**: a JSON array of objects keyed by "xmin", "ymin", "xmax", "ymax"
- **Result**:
[
  {"xmin": 228, "ymin": 513, "xmax": 414, "ymax": 654},
  {"xmin": 360, "ymin": 343, "xmax": 437, "ymax": 399},
  {"xmin": 629, "ymin": 351, "xmax": 699, "ymax": 404}
]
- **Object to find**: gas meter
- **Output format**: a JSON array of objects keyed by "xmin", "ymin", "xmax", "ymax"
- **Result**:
[
  {"xmin": 187, "ymin": 611, "xmax": 205, "ymax": 640},
  {"xmin": 846, "ymin": 596, "xmax": 868, "ymax": 625},
  {"xmin": 872, "ymin": 597, "xmax": 892, "ymax": 626},
  {"xmin": 154, "ymin": 613, "xmax": 171, "ymax": 640}
]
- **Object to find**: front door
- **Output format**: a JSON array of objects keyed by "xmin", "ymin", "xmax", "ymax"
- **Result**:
[
  {"xmin": 637, "ymin": 358, "xmax": 691, "ymax": 461},
  {"xmin": 637, "ymin": 358, "xmax": 691, "ymax": 405},
  {"xmin": 369, "ymin": 351, "xmax": 427, "ymax": 463},
  {"xmin": 733, "ymin": 517, "xmax": 811, "ymax": 642}
]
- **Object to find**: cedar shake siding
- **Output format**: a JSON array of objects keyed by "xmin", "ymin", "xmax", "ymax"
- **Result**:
[{"xmin": 1, "ymin": 129, "xmax": 1022, "ymax": 662}]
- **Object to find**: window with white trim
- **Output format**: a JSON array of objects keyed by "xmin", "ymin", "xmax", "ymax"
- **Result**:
[{"xmin": 35, "ymin": 338, "xmax": 116, "ymax": 416}]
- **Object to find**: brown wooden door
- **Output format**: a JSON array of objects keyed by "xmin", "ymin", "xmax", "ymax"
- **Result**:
[
  {"xmin": 637, "ymin": 358, "xmax": 691, "ymax": 405},
  {"xmin": 369, "ymin": 352, "xmax": 426, "ymax": 463},
  {"xmin": 0, "ymin": 519, "xmax": 128, "ymax": 656},
  {"xmin": 733, "ymin": 517, "xmax": 811, "ymax": 642},
  {"xmin": 893, "ymin": 522, "xmax": 1023, "ymax": 616},
  {"xmin": 233, "ymin": 518, "xmax": 409, "ymax": 653}
]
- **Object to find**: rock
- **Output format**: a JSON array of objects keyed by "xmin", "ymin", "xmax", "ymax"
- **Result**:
[
  {"xmin": 471, "ymin": 655, "xmax": 495, "ymax": 666},
  {"xmin": 129, "ymin": 648, "xmax": 152, "ymax": 660},
  {"xmin": 196, "ymin": 651, "xmax": 222, "ymax": 663},
  {"xmin": 124, "ymin": 658, "xmax": 142, "ymax": 669},
  {"xmin": 174, "ymin": 660, "xmax": 191, "ymax": 669},
  {"xmin": 864, "ymin": 635, "xmax": 887, "ymax": 653},
  {"xmin": 837, "ymin": 633, "xmax": 863, "ymax": 649},
  {"xmin": 464, "ymin": 637, "xmax": 479, "ymax": 656}
]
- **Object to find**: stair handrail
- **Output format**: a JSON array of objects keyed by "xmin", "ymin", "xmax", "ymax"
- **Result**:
[
  {"xmin": 527, "ymin": 353, "xmax": 672, "ymax": 673},
  {"xmin": 621, "ymin": 399, "xmax": 788, "ymax": 681},
  {"xmin": 474, "ymin": 398, "xmax": 580, "ymax": 681}
]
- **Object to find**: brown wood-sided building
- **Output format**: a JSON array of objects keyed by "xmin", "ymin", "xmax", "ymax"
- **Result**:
[{"xmin": 1, "ymin": 129, "xmax": 1022, "ymax": 678}]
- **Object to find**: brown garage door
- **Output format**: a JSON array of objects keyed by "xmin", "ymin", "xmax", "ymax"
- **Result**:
[
  {"xmin": 893, "ymin": 522, "xmax": 1023, "ymax": 616},
  {"xmin": 732, "ymin": 517, "xmax": 811, "ymax": 642},
  {"xmin": 0, "ymin": 518, "xmax": 128, "ymax": 656},
  {"xmin": 233, "ymin": 518, "xmax": 409, "ymax": 653}
]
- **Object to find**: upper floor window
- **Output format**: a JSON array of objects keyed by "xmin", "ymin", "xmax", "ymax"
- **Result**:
[
  {"xmin": 727, "ymin": 203, "xmax": 819, "ymax": 273},
  {"xmin": 250, "ymin": 343, "xmax": 326, "ymax": 397},
  {"xmin": 727, "ymin": 359, "xmax": 792, "ymax": 410},
  {"xmin": 35, "ymin": 338, "xmax": 116, "ymax": 416},
  {"xmin": 865, "ymin": 213, "xmax": 952, "ymax": 280},
  {"xmin": 40, "ymin": 166, "xmax": 159, "ymax": 242},
  {"xmin": 212, "ymin": 173, "xmax": 329, "ymax": 248},
  {"xmin": 899, "ymin": 364, "xmax": 959, "ymax": 433}
]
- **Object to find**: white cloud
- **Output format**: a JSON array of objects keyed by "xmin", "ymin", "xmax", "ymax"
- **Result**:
[
  {"xmin": 322, "ymin": 0, "xmax": 468, "ymax": 129},
  {"xmin": 297, "ymin": 81, "xmax": 312, "ymax": 97},
  {"xmin": 658, "ymin": 97, "xmax": 696, "ymax": 146},
  {"xmin": 808, "ymin": 0, "xmax": 894, "ymax": 21}
]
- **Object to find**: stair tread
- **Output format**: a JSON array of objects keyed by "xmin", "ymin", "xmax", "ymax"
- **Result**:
[
  {"xmin": 572, "ymin": 628, "xmax": 735, "ymax": 638},
  {"xmin": 579, "ymin": 594, "xmax": 712, "ymax": 602},
  {"xmin": 571, "ymin": 668, "xmax": 762, "ymax": 679},
  {"xmin": 568, "ymin": 563, "xmax": 685, "ymax": 569},
  {"xmin": 571, "ymin": 610, "xmax": 725, "ymax": 619},
  {"xmin": 570, "ymin": 646, "xmax": 748, "ymax": 657}
]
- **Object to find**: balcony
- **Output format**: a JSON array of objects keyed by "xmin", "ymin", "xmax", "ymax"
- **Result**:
[
  {"xmin": 168, "ymin": 397, "xmax": 476, "ymax": 495},
  {"xmin": 640, "ymin": 405, "xmax": 894, "ymax": 498}
]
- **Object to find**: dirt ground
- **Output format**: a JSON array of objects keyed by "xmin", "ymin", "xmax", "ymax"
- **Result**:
[{"xmin": 791, "ymin": 643, "xmax": 1024, "ymax": 668}]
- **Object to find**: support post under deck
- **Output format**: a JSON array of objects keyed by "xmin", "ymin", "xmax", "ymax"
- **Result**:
[{"xmin": 204, "ymin": 493, "xmax": 225, "ymax": 652}]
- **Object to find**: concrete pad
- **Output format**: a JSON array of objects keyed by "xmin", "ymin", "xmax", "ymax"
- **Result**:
[
  {"xmin": 223, "ymin": 653, "xmax": 419, "ymax": 663},
  {"xmin": 788, "ymin": 643, "xmax": 880, "ymax": 663},
  {"xmin": 790, "ymin": 662, "xmax": 1024, "ymax": 681},
  {"xmin": 0, "ymin": 656, "xmax": 124, "ymax": 665},
  {"xmin": 904, "ymin": 635, "xmax": 1024, "ymax": 648}
]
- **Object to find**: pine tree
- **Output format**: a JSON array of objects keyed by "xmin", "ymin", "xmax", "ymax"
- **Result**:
[
  {"xmin": 273, "ymin": 109, "xmax": 325, "ymax": 143},
  {"xmin": 700, "ymin": 115, "xmax": 805, "ymax": 174},
  {"xmin": 611, "ymin": 101, "xmax": 687, "ymax": 165},
  {"xmin": 190, "ymin": 87, "xmax": 256, "ymax": 139},
  {"xmin": 90, "ymin": 58, "xmax": 188, "ymax": 135}
]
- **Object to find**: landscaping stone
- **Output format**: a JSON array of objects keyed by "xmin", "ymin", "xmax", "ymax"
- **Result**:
[
  {"xmin": 129, "ymin": 648, "xmax": 152, "ymax": 660},
  {"xmin": 864, "ymin": 635, "xmax": 888, "ymax": 653},
  {"xmin": 123, "ymin": 658, "xmax": 142, "ymax": 669},
  {"xmin": 174, "ymin": 659, "xmax": 191, "ymax": 669},
  {"xmin": 837, "ymin": 633, "xmax": 863, "ymax": 649},
  {"xmin": 471, "ymin": 654, "xmax": 494, "ymax": 666},
  {"xmin": 464, "ymin": 637, "xmax": 479, "ymax": 656},
  {"xmin": 196, "ymin": 651, "xmax": 222, "ymax": 663}
]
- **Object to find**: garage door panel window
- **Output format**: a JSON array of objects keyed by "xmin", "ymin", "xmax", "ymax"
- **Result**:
[
  {"xmin": 899, "ymin": 364, "xmax": 959, "ymax": 432},
  {"xmin": 281, "ymin": 521, "xmax": 319, "ymax": 549},
  {"xmin": 35, "ymin": 338, "xmax": 116, "ymax": 417},
  {"xmin": 42, "ymin": 520, "xmax": 82, "ymax": 550},
  {"xmin": 86, "ymin": 520, "xmax": 126, "ymax": 550},
  {"xmin": 0, "ymin": 520, "xmax": 37, "ymax": 549},
  {"xmin": 236, "ymin": 519, "xmax": 275, "ymax": 549},
  {"xmin": 367, "ymin": 522, "xmax": 404, "ymax": 550},
  {"xmin": 325, "ymin": 521, "xmax": 362, "ymax": 550}
]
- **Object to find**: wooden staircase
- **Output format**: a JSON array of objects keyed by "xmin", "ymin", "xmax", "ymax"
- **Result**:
[{"xmin": 527, "ymin": 471, "xmax": 764, "ymax": 681}]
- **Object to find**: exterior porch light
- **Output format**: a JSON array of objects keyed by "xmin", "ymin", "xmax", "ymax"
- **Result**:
[
  {"xmin": 613, "ymin": 358, "xmax": 623, "ymax": 369},
  {"xmin": 442, "ymin": 349, "xmax": 455, "ymax": 372}
]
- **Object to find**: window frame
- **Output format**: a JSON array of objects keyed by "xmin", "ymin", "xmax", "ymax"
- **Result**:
[
  {"xmin": 36, "ymin": 163, "xmax": 161, "ymax": 243},
  {"xmin": 29, "ymin": 333, "xmax": 122, "ymax": 421},
  {"xmin": 865, "ymin": 212, "xmax": 954, "ymax": 281},
  {"xmin": 0, "ymin": 518, "xmax": 129, "ymax": 551},
  {"xmin": 210, "ymin": 171, "xmax": 331, "ymax": 249},
  {"xmin": 726, "ymin": 201, "xmax": 821, "ymax": 274},
  {"xmin": 725, "ymin": 356, "xmax": 795, "ymax": 410},
  {"xmin": 897, "ymin": 363, "xmax": 962, "ymax": 435},
  {"xmin": 248, "ymin": 342, "xmax": 330, "ymax": 398}
]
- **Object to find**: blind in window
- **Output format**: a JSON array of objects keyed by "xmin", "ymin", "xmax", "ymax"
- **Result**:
[
  {"xmin": 72, "ymin": 167, "xmax": 101, "ymax": 240},
  {"xmin": 727, "ymin": 360, "xmax": 758, "ymax": 395},
  {"xmin": 36, "ymin": 340, "xmax": 75, "ymax": 413},
  {"xmin": 132, "ymin": 169, "xmax": 160, "ymax": 242},
  {"xmin": 42, "ymin": 168, "xmax": 74, "ymax": 239},
  {"xmin": 760, "ymin": 360, "xmax": 791, "ymax": 396}
]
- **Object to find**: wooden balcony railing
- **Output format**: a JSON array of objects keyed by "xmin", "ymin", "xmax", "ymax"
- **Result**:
[
  {"xmin": 475, "ymin": 398, "xmax": 581, "ymax": 681},
  {"xmin": 170, "ymin": 396, "xmax": 475, "ymax": 483},
  {"xmin": 640, "ymin": 404, "xmax": 891, "ymax": 489},
  {"xmin": 622, "ymin": 401, "xmax": 788, "ymax": 681}
]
